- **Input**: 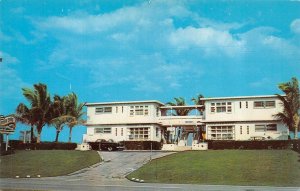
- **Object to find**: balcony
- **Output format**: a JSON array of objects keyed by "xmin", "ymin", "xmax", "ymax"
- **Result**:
[{"xmin": 158, "ymin": 115, "xmax": 204, "ymax": 126}]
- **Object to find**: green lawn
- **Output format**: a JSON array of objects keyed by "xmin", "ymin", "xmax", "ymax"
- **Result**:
[
  {"xmin": 0, "ymin": 150, "xmax": 100, "ymax": 178},
  {"xmin": 127, "ymin": 150, "xmax": 300, "ymax": 186}
]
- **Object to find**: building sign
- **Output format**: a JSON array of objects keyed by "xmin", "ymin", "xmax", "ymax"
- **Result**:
[{"xmin": 0, "ymin": 116, "xmax": 16, "ymax": 134}]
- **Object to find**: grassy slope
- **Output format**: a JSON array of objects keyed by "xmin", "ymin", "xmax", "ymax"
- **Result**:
[
  {"xmin": 0, "ymin": 150, "xmax": 100, "ymax": 178},
  {"xmin": 127, "ymin": 150, "xmax": 300, "ymax": 186}
]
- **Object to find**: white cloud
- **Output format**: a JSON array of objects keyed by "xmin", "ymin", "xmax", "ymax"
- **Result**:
[
  {"xmin": 0, "ymin": 51, "xmax": 26, "ymax": 97},
  {"xmin": 238, "ymin": 26, "xmax": 300, "ymax": 62},
  {"xmin": 0, "ymin": 29, "xmax": 11, "ymax": 41},
  {"xmin": 250, "ymin": 78, "xmax": 271, "ymax": 88},
  {"xmin": 262, "ymin": 35, "xmax": 300, "ymax": 58},
  {"xmin": 291, "ymin": 18, "xmax": 300, "ymax": 34},
  {"xmin": 30, "ymin": 1, "xmax": 300, "ymax": 95},
  {"xmin": 169, "ymin": 26, "xmax": 245, "ymax": 57},
  {"xmin": 10, "ymin": 7, "xmax": 25, "ymax": 14},
  {"xmin": 0, "ymin": 51, "xmax": 19, "ymax": 64}
]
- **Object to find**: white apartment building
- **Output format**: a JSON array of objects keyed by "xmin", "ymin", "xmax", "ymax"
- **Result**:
[
  {"xmin": 202, "ymin": 95, "xmax": 288, "ymax": 141},
  {"xmin": 83, "ymin": 95, "xmax": 289, "ymax": 146}
]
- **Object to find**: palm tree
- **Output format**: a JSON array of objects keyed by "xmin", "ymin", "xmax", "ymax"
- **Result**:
[
  {"xmin": 166, "ymin": 97, "xmax": 190, "ymax": 143},
  {"xmin": 274, "ymin": 77, "xmax": 300, "ymax": 139},
  {"xmin": 49, "ymin": 95, "xmax": 68, "ymax": 142},
  {"xmin": 191, "ymin": 94, "xmax": 205, "ymax": 113},
  {"xmin": 166, "ymin": 97, "xmax": 190, "ymax": 116},
  {"xmin": 65, "ymin": 93, "xmax": 85, "ymax": 143},
  {"xmin": 15, "ymin": 103, "xmax": 36, "ymax": 143},
  {"xmin": 21, "ymin": 83, "xmax": 52, "ymax": 143},
  {"xmin": 191, "ymin": 94, "xmax": 205, "ymax": 142}
]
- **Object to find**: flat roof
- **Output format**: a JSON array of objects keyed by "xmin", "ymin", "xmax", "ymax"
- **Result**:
[
  {"xmin": 86, "ymin": 100, "xmax": 165, "ymax": 106},
  {"xmin": 200, "ymin": 95, "xmax": 283, "ymax": 101},
  {"xmin": 160, "ymin": 105, "xmax": 204, "ymax": 109}
]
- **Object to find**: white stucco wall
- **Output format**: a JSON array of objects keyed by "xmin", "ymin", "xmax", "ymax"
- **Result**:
[
  {"xmin": 206, "ymin": 122, "xmax": 288, "ymax": 141},
  {"xmin": 84, "ymin": 124, "xmax": 163, "ymax": 142},
  {"xmin": 87, "ymin": 103, "xmax": 161, "ymax": 125},
  {"xmin": 204, "ymin": 97, "xmax": 283, "ymax": 122}
]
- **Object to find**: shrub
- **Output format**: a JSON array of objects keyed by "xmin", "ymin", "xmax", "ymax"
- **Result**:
[
  {"xmin": 124, "ymin": 141, "xmax": 161, "ymax": 150},
  {"xmin": 206, "ymin": 140, "xmax": 294, "ymax": 150},
  {"xmin": 6, "ymin": 140, "xmax": 77, "ymax": 150}
]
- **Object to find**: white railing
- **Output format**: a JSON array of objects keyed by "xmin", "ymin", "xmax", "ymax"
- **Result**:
[{"xmin": 158, "ymin": 115, "xmax": 203, "ymax": 126}]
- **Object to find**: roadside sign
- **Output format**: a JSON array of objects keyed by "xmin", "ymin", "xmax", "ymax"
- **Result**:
[{"xmin": 0, "ymin": 116, "xmax": 16, "ymax": 134}]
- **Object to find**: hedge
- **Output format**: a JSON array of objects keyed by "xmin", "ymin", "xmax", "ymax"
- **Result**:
[
  {"xmin": 2, "ymin": 140, "xmax": 77, "ymax": 150},
  {"xmin": 206, "ymin": 140, "xmax": 300, "ymax": 151},
  {"xmin": 124, "ymin": 141, "xmax": 161, "ymax": 150}
]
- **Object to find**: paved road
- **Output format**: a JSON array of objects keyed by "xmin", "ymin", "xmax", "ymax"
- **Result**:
[{"xmin": 1, "ymin": 151, "xmax": 300, "ymax": 191}]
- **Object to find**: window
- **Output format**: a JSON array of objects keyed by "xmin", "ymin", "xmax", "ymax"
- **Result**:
[
  {"xmin": 210, "ymin": 102, "xmax": 232, "ymax": 113},
  {"xmin": 254, "ymin": 101, "xmax": 264, "ymax": 108},
  {"xmin": 145, "ymin": 106, "xmax": 149, "ymax": 116},
  {"xmin": 217, "ymin": 106, "xmax": 226, "ymax": 112},
  {"xmin": 255, "ymin": 124, "xmax": 277, "ymax": 132},
  {"xmin": 247, "ymin": 126, "xmax": 249, "ymax": 134},
  {"xmin": 265, "ymin": 101, "xmax": 275, "ymax": 108},
  {"xmin": 254, "ymin": 101, "xmax": 276, "ymax": 108},
  {"xmin": 128, "ymin": 127, "xmax": 149, "ymax": 140},
  {"xmin": 130, "ymin": 106, "xmax": 134, "ymax": 116},
  {"xmin": 94, "ymin": 127, "xmax": 111, "ymax": 134},
  {"xmin": 239, "ymin": 102, "xmax": 242, "ymax": 108},
  {"xmin": 95, "ymin": 107, "xmax": 103, "ymax": 113},
  {"xmin": 104, "ymin": 107, "xmax": 112, "ymax": 113},
  {"xmin": 135, "ymin": 106, "xmax": 144, "ymax": 115},
  {"xmin": 266, "ymin": 124, "xmax": 277, "ymax": 131},
  {"xmin": 255, "ymin": 125, "xmax": 265, "ymax": 132},
  {"xmin": 95, "ymin": 107, "xmax": 112, "ymax": 114},
  {"xmin": 208, "ymin": 126, "xmax": 234, "ymax": 140},
  {"xmin": 246, "ymin": 101, "xmax": 248, "ymax": 108},
  {"xmin": 227, "ymin": 106, "xmax": 232, "ymax": 112},
  {"xmin": 211, "ymin": 107, "xmax": 215, "ymax": 113},
  {"xmin": 240, "ymin": 126, "xmax": 242, "ymax": 134},
  {"xmin": 122, "ymin": 106, "xmax": 124, "ymax": 113},
  {"xmin": 130, "ymin": 105, "xmax": 149, "ymax": 116},
  {"xmin": 156, "ymin": 127, "xmax": 159, "ymax": 137}
]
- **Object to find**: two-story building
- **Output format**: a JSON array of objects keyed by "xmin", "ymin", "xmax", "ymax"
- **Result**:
[
  {"xmin": 83, "ymin": 95, "xmax": 289, "ymax": 149},
  {"xmin": 202, "ymin": 95, "xmax": 288, "ymax": 141},
  {"xmin": 84, "ymin": 101, "xmax": 164, "ymax": 143}
]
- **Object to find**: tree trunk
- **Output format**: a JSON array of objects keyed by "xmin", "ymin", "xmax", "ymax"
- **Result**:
[
  {"xmin": 30, "ymin": 125, "xmax": 34, "ymax": 143},
  {"xmin": 55, "ymin": 130, "xmax": 61, "ymax": 142},
  {"xmin": 37, "ymin": 133, "xmax": 41, "ymax": 143},
  {"xmin": 68, "ymin": 127, "xmax": 73, "ymax": 143},
  {"xmin": 0, "ymin": 134, "xmax": 3, "ymax": 151},
  {"xmin": 294, "ymin": 115, "xmax": 299, "ymax": 139}
]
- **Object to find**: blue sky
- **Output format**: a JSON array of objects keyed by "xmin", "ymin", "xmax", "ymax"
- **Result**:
[{"xmin": 1, "ymin": 0, "xmax": 300, "ymax": 143}]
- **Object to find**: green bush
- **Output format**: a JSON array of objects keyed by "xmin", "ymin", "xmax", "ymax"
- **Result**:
[
  {"xmin": 124, "ymin": 141, "xmax": 161, "ymax": 150},
  {"xmin": 206, "ymin": 140, "xmax": 297, "ymax": 150},
  {"xmin": 7, "ymin": 140, "xmax": 77, "ymax": 150}
]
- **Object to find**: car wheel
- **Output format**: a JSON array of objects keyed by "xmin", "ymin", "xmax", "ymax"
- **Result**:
[{"xmin": 107, "ymin": 147, "xmax": 113, "ymax": 152}]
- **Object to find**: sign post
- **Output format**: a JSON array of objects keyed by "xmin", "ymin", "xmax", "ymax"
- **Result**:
[{"xmin": 0, "ymin": 115, "xmax": 16, "ymax": 151}]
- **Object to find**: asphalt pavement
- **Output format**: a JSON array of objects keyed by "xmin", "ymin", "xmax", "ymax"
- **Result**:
[{"xmin": 0, "ymin": 151, "xmax": 299, "ymax": 191}]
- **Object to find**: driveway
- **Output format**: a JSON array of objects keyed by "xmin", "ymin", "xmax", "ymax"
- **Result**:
[{"xmin": 67, "ymin": 151, "xmax": 175, "ymax": 183}]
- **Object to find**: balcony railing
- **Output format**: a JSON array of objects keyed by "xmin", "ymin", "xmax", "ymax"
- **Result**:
[{"xmin": 158, "ymin": 115, "xmax": 204, "ymax": 126}]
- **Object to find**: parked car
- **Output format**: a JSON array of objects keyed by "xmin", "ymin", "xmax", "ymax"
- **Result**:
[{"xmin": 88, "ymin": 139, "xmax": 124, "ymax": 151}]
